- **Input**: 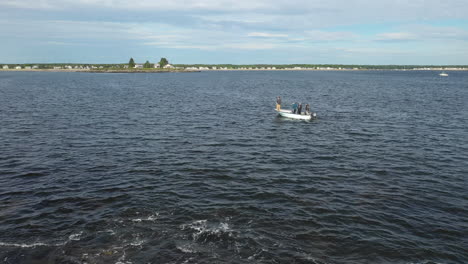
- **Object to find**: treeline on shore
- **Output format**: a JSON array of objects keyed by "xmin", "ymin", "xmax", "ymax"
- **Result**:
[
  {"xmin": 174, "ymin": 64, "xmax": 468, "ymax": 70},
  {"xmin": 2, "ymin": 63, "xmax": 468, "ymax": 70}
]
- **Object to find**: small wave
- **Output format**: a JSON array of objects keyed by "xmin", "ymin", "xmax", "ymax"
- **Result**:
[
  {"xmin": 69, "ymin": 231, "xmax": 83, "ymax": 241},
  {"xmin": 0, "ymin": 231, "xmax": 84, "ymax": 249},
  {"xmin": 181, "ymin": 220, "xmax": 233, "ymax": 243},
  {"xmin": 0, "ymin": 242, "xmax": 64, "ymax": 248},
  {"xmin": 13, "ymin": 172, "xmax": 47, "ymax": 179},
  {"xmin": 115, "ymin": 250, "xmax": 133, "ymax": 264},
  {"xmin": 176, "ymin": 243, "xmax": 198, "ymax": 253},
  {"xmin": 407, "ymin": 262, "xmax": 444, "ymax": 264},
  {"xmin": 131, "ymin": 213, "xmax": 159, "ymax": 222},
  {"xmin": 129, "ymin": 238, "xmax": 145, "ymax": 247}
]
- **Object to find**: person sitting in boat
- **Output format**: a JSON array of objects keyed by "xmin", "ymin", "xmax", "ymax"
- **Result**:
[
  {"xmin": 305, "ymin": 104, "xmax": 310, "ymax": 115},
  {"xmin": 276, "ymin": 96, "xmax": 282, "ymax": 111},
  {"xmin": 298, "ymin": 103, "xmax": 302, "ymax": 115},
  {"xmin": 292, "ymin": 102, "xmax": 298, "ymax": 114}
]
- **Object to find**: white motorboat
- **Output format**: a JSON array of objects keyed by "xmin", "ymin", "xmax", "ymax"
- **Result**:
[
  {"xmin": 439, "ymin": 72, "xmax": 448, "ymax": 77},
  {"xmin": 276, "ymin": 109, "xmax": 316, "ymax": 120}
]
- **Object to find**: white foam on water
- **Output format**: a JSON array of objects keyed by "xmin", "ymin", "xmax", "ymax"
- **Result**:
[
  {"xmin": 146, "ymin": 213, "xmax": 158, "ymax": 221},
  {"xmin": 248, "ymin": 248, "xmax": 268, "ymax": 260},
  {"xmin": 129, "ymin": 238, "xmax": 145, "ymax": 247},
  {"xmin": 97, "ymin": 229, "xmax": 116, "ymax": 235},
  {"xmin": 68, "ymin": 231, "xmax": 83, "ymax": 241},
  {"xmin": 176, "ymin": 244, "xmax": 198, "ymax": 253},
  {"xmin": 0, "ymin": 230, "xmax": 84, "ymax": 249},
  {"xmin": 115, "ymin": 249, "xmax": 132, "ymax": 264},
  {"xmin": 0, "ymin": 242, "xmax": 64, "ymax": 248},
  {"xmin": 180, "ymin": 219, "xmax": 233, "ymax": 241},
  {"xmin": 131, "ymin": 213, "xmax": 159, "ymax": 223},
  {"xmin": 181, "ymin": 257, "xmax": 195, "ymax": 263}
]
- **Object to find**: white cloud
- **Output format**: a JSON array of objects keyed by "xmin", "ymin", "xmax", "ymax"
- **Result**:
[
  {"xmin": 336, "ymin": 47, "xmax": 410, "ymax": 55},
  {"xmin": 375, "ymin": 25, "xmax": 468, "ymax": 42},
  {"xmin": 3, "ymin": 0, "xmax": 468, "ymax": 22},
  {"xmin": 2, "ymin": 0, "xmax": 468, "ymax": 64},
  {"xmin": 305, "ymin": 30, "xmax": 358, "ymax": 41},
  {"xmin": 0, "ymin": 0, "xmax": 55, "ymax": 9},
  {"xmin": 247, "ymin": 32, "xmax": 288, "ymax": 38},
  {"xmin": 412, "ymin": 25, "xmax": 468, "ymax": 40},
  {"xmin": 223, "ymin": 43, "xmax": 278, "ymax": 50},
  {"xmin": 0, "ymin": 0, "xmax": 273, "ymax": 11},
  {"xmin": 144, "ymin": 41, "xmax": 279, "ymax": 51},
  {"xmin": 375, "ymin": 32, "xmax": 417, "ymax": 41}
]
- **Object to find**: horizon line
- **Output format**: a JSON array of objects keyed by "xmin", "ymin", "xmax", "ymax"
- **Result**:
[{"xmin": 2, "ymin": 62, "xmax": 468, "ymax": 67}]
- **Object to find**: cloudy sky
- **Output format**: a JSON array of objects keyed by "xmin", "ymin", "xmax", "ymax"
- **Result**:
[{"xmin": 1, "ymin": 0, "xmax": 468, "ymax": 64}]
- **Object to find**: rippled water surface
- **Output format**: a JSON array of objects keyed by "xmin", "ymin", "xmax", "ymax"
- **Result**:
[{"xmin": 0, "ymin": 71, "xmax": 467, "ymax": 263}]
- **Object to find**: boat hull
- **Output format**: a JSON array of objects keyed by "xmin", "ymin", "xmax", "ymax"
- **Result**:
[{"xmin": 277, "ymin": 111, "xmax": 314, "ymax": 120}]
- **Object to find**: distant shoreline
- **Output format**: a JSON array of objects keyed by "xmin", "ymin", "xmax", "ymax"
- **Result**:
[
  {"xmin": 1, "ymin": 68, "xmax": 467, "ymax": 73},
  {"xmin": 0, "ymin": 69, "xmax": 199, "ymax": 73},
  {"xmin": 86, "ymin": 69, "xmax": 200, "ymax": 73}
]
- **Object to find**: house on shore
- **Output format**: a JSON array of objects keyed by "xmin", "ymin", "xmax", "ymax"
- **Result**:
[
  {"xmin": 2, "ymin": 65, "xmax": 8, "ymax": 69},
  {"xmin": 134, "ymin": 64, "xmax": 143, "ymax": 68},
  {"xmin": 154, "ymin": 63, "xmax": 160, "ymax": 68},
  {"xmin": 163, "ymin": 64, "xmax": 174, "ymax": 69},
  {"xmin": 15, "ymin": 66, "xmax": 22, "ymax": 69}
]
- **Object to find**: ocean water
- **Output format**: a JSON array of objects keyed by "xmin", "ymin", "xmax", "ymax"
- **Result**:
[{"xmin": 0, "ymin": 70, "xmax": 467, "ymax": 264}]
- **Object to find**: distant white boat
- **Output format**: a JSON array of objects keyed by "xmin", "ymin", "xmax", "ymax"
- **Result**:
[
  {"xmin": 276, "ymin": 109, "xmax": 316, "ymax": 120},
  {"xmin": 439, "ymin": 72, "xmax": 448, "ymax": 77}
]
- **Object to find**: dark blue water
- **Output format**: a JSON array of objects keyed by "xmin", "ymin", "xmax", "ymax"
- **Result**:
[{"xmin": 0, "ymin": 70, "xmax": 467, "ymax": 264}]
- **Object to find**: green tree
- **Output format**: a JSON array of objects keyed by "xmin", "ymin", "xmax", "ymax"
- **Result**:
[
  {"xmin": 159, "ymin": 58, "xmax": 169, "ymax": 67},
  {"xmin": 128, "ymin": 57, "xmax": 135, "ymax": 68},
  {"xmin": 144, "ymin": 60, "xmax": 151, "ymax": 68}
]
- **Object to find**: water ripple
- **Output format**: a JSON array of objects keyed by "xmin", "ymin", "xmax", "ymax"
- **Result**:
[{"xmin": 0, "ymin": 71, "xmax": 467, "ymax": 263}]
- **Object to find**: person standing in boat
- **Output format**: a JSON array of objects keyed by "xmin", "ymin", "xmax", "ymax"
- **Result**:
[
  {"xmin": 292, "ymin": 102, "xmax": 298, "ymax": 114},
  {"xmin": 298, "ymin": 103, "xmax": 302, "ymax": 115},
  {"xmin": 276, "ymin": 96, "xmax": 282, "ymax": 111},
  {"xmin": 305, "ymin": 104, "xmax": 310, "ymax": 115}
]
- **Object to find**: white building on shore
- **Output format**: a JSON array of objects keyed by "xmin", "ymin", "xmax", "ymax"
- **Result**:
[
  {"xmin": 15, "ymin": 66, "xmax": 21, "ymax": 69},
  {"xmin": 154, "ymin": 63, "xmax": 160, "ymax": 68},
  {"xmin": 134, "ymin": 64, "xmax": 143, "ymax": 68},
  {"xmin": 163, "ymin": 64, "xmax": 174, "ymax": 69},
  {"xmin": 2, "ymin": 65, "xmax": 8, "ymax": 69}
]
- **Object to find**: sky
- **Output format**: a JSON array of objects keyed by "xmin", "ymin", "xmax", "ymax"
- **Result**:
[{"xmin": 1, "ymin": 0, "xmax": 468, "ymax": 65}]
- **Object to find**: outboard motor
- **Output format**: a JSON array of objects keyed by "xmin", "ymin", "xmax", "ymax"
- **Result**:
[{"xmin": 311, "ymin": 112, "xmax": 317, "ymax": 119}]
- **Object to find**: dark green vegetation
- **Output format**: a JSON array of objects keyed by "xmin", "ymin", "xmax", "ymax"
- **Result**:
[
  {"xmin": 128, "ymin": 58, "xmax": 135, "ymax": 68},
  {"xmin": 159, "ymin": 58, "xmax": 169, "ymax": 67}
]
